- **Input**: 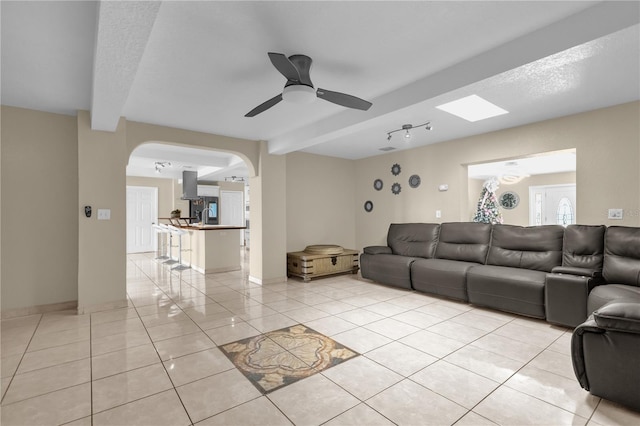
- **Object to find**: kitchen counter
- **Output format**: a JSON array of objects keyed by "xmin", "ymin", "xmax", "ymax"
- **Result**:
[
  {"xmin": 161, "ymin": 219, "xmax": 244, "ymax": 273},
  {"xmin": 188, "ymin": 228, "xmax": 243, "ymax": 273},
  {"xmin": 182, "ymin": 224, "xmax": 246, "ymax": 231}
]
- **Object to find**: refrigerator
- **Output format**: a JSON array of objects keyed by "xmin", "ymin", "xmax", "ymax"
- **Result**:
[{"xmin": 189, "ymin": 197, "xmax": 219, "ymax": 225}]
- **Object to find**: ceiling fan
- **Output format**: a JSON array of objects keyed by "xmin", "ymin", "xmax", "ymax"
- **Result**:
[{"xmin": 245, "ymin": 52, "xmax": 373, "ymax": 117}]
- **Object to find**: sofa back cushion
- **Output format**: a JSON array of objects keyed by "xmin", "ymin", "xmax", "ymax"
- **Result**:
[
  {"xmin": 434, "ymin": 222, "xmax": 492, "ymax": 264},
  {"xmin": 387, "ymin": 223, "xmax": 440, "ymax": 258},
  {"xmin": 562, "ymin": 225, "xmax": 605, "ymax": 270},
  {"xmin": 487, "ymin": 224, "xmax": 564, "ymax": 272},
  {"xmin": 603, "ymin": 226, "xmax": 640, "ymax": 286}
]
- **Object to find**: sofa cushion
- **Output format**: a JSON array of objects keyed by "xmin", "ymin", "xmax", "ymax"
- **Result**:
[
  {"xmin": 387, "ymin": 223, "xmax": 440, "ymax": 258},
  {"xmin": 360, "ymin": 253, "xmax": 416, "ymax": 289},
  {"xmin": 486, "ymin": 224, "xmax": 564, "ymax": 272},
  {"xmin": 434, "ymin": 222, "xmax": 491, "ymax": 264},
  {"xmin": 562, "ymin": 225, "xmax": 605, "ymax": 270},
  {"xmin": 411, "ymin": 258, "xmax": 476, "ymax": 301},
  {"xmin": 587, "ymin": 284, "xmax": 640, "ymax": 313},
  {"xmin": 603, "ymin": 226, "xmax": 640, "ymax": 287},
  {"xmin": 467, "ymin": 265, "xmax": 547, "ymax": 318}
]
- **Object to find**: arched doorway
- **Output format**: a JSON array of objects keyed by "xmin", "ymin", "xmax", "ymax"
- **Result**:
[{"xmin": 126, "ymin": 142, "xmax": 251, "ymax": 255}]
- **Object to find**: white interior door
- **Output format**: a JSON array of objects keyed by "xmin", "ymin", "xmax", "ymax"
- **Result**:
[
  {"xmin": 220, "ymin": 190, "xmax": 244, "ymax": 226},
  {"xmin": 126, "ymin": 186, "xmax": 158, "ymax": 253},
  {"xmin": 529, "ymin": 184, "xmax": 576, "ymax": 226}
]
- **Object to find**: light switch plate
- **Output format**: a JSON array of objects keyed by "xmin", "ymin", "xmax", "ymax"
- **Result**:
[
  {"xmin": 608, "ymin": 209, "xmax": 623, "ymax": 220},
  {"xmin": 97, "ymin": 209, "xmax": 111, "ymax": 220},
  {"xmin": 435, "ymin": 210, "xmax": 442, "ymax": 218}
]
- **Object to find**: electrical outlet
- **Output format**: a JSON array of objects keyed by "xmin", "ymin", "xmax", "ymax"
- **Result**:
[
  {"xmin": 97, "ymin": 209, "xmax": 111, "ymax": 220},
  {"xmin": 436, "ymin": 210, "xmax": 442, "ymax": 218}
]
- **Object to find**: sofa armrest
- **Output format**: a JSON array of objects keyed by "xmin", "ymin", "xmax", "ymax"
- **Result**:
[
  {"xmin": 551, "ymin": 266, "xmax": 602, "ymax": 279},
  {"xmin": 594, "ymin": 302, "xmax": 640, "ymax": 334},
  {"xmin": 571, "ymin": 316, "xmax": 605, "ymax": 391},
  {"xmin": 363, "ymin": 246, "xmax": 392, "ymax": 255},
  {"xmin": 545, "ymin": 273, "xmax": 600, "ymax": 328}
]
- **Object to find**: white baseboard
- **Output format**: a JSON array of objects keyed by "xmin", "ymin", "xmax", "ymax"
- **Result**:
[
  {"xmin": 77, "ymin": 299, "xmax": 130, "ymax": 315},
  {"xmin": 1, "ymin": 300, "xmax": 78, "ymax": 319},
  {"xmin": 249, "ymin": 275, "xmax": 288, "ymax": 285}
]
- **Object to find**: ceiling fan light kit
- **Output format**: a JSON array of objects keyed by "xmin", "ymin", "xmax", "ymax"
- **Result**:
[
  {"xmin": 387, "ymin": 122, "xmax": 433, "ymax": 142},
  {"xmin": 245, "ymin": 52, "xmax": 372, "ymax": 117},
  {"xmin": 282, "ymin": 85, "xmax": 316, "ymax": 104}
]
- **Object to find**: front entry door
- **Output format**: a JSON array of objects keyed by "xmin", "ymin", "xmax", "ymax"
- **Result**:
[
  {"xmin": 529, "ymin": 184, "xmax": 576, "ymax": 226},
  {"xmin": 126, "ymin": 186, "xmax": 158, "ymax": 253}
]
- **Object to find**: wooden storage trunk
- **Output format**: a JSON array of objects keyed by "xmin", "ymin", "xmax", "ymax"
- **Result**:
[{"xmin": 287, "ymin": 245, "xmax": 359, "ymax": 282}]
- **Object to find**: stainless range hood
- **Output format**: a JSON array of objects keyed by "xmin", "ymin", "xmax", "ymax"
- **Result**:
[{"xmin": 181, "ymin": 170, "xmax": 199, "ymax": 200}]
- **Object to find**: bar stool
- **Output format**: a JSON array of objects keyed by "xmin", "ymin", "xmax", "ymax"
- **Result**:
[
  {"xmin": 152, "ymin": 224, "xmax": 170, "ymax": 261},
  {"xmin": 167, "ymin": 225, "xmax": 190, "ymax": 271},
  {"xmin": 163, "ymin": 223, "xmax": 179, "ymax": 265}
]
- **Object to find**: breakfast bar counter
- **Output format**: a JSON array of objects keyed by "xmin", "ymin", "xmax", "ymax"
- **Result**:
[
  {"xmin": 161, "ymin": 219, "xmax": 246, "ymax": 273},
  {"xmin": 188, "ymin": 225, "xmax": 245, "ymax": 273}
]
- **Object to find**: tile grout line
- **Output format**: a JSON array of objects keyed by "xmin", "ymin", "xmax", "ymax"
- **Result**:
[
  {"xmin": 132, "ymin": 259, "xmax": 197, "ymax": 425},
  {"xmin": 0, "ymin": 313, "xmax": 43, "ymax": 405},
  {"xmin": 89, "ymin": 313, "xmax": 94, "ymax": 426}
]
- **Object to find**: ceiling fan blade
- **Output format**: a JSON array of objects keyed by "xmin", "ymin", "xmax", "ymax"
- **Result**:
[
  {"xmin": 245, "ymin": 94, "xmax": 283, "ymax": 117},
  {"xmin": 268, "ymin": 52, "xmax": 300, "ymax": 82},
  {"xmin": 316, "ymin": 88, "xmax": 372, "ymax": 111}
]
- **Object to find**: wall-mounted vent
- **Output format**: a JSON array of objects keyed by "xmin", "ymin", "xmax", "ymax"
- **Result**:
[{"xmin": 379, "ymin": 146, "xmax": 396, "ymax": 152}]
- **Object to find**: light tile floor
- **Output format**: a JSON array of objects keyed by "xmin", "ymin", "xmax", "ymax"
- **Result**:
[{"xmin": 2, "ymin": 251, "xmax": 640, "ymax": 425}]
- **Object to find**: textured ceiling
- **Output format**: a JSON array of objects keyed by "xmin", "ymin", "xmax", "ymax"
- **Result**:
[{"xmin": 2, "ymin": 1, "xmax": 639, "ymax": 178}]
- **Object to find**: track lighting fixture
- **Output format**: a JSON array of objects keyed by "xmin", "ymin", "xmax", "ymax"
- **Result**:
[
  {"xmin": 387, "ymin": 122, "xmax": 433, "ymax": 142},
  {"xmin": 154, "ymin": 161, "xmax": 171, "ymax": 173}
]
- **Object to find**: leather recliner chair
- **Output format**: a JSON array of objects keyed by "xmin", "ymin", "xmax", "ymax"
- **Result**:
[{"xmin": 571, "ymin": 226, "xmax": 640, "ymax": 411}]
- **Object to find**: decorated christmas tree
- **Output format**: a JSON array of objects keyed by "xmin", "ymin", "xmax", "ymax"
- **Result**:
[{"xmin": 473, "ymin": 178, "xmax": 503, "ymax": 224}]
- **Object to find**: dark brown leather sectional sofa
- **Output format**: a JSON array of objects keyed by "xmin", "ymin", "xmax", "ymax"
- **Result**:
[{"xmin": 360, "ymin": 222, "xmax": 640, "ymax": 411}]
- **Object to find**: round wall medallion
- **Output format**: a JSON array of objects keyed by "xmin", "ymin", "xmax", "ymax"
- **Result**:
[
  {"xmin": 391, "ymin": 163, "xmax": 401, "ymax": 176},
  {"xmin": 391, "ymin": 183, "xmax": 402, "ymax": 195},
  {"xmin": 373, "ymin": 179, "xmax": 383, "ymax": 191},
  {"xmin": 408, "ymin": 174, "xmax": 421, "ymax": 188},
  {"xmin": 499, "ymin": 191, "xmax": 520, "ymax": 209},
  {"xmin": 364, "ymin": 200, "xmax": 373, "ymax": 212}
]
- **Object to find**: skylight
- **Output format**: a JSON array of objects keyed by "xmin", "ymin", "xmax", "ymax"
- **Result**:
[{"xmin": 436, "ymin": 95, "xmax": 508, "ymax": 122}]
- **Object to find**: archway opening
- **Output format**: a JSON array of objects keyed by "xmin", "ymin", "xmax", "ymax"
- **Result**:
[{"xmin": 126, "ymin": 142, "xmax": 252, "ymax": 270}]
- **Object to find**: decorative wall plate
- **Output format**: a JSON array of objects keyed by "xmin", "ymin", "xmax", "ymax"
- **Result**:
[
  {"xmin": 391, "ymin": 183, "xmax": 401, "ymax": 195},
  {"xmin": 364, "ymin": 200, "xmax": 373, "ymax": 212},
  {"xmin": 391, "ymin": 163, "xmax": 401, "ymax": 176},
  {"xmin": 408, "ymin": 174, "xmax": 421, "ymax": 188},
  {"xmin": 373, "ymin": 179, "xmax": 383, "ymax": 191},
  {"xmin": 499, "ymin": 191, "xmax": 520, "ymax": 209}
]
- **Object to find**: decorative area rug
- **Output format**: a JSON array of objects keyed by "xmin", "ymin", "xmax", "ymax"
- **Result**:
[{"xmin": 220, "ymin": 324, "xmax": 359, "ymax": 393}]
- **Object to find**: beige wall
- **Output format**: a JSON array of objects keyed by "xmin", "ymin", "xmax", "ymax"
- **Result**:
[
  {"xmin": 77, "ymin": 111, "xmax": 128, "ymax": 312},
  {"xmin": 355, "ymin": 102, "xmax": 640, "ymax": 249},
  {"xmin": 469, "ymin": 172, "xmax": 577, "ymax": 226},
  {"xmin": 2, "ymin": 101, "xmax": 638, "ymax": 312},
  {"xmin": 249, "ymin": 141, "xmax": 288, "ymax": 284},
  {"xmin": 285, "ymin": 152, "xmax": 356, "ymax": 252},
  {"xmin": 1, "ymin": 107, "xmax": 79, "ymax": 311}
]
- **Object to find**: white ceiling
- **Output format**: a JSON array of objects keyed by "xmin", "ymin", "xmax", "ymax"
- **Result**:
[
  {"xmin": 468, "ymin": 150, "xmax": 577, "ymax": 181},
  {"xmin": 2, "ymin": 1, "xmax": 639, "ymax": 179},
  {"xmin": 127, "ymin": 143, "xmax": 248, "ymax": 181}
]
